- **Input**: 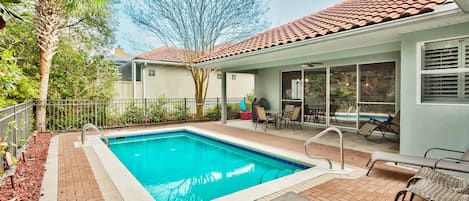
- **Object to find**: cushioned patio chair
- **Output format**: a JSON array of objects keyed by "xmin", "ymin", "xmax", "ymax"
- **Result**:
[
  {"xmin": 1, "ymin": 152, "xmax": 17, "ymax": 190},
  {"xmin": 254, "ymin": 106, "xmax": 276, "ymax": 132},
  {"xmin": 358, "ymin": 111, "xmax": 400, "ymax": 143},
  {"xmin": 394, "ymin": 179, "xmax": 469, "ymax": 201},
  {"xmin": 407, "ymin": 167, "xmax": 469, "ymax": 194},
  {"xmin": 280, "ymin": 104, "xmax": 295, "ymax": 128},
  {"xmin": 289, "ymin": 106, "xmax": 302, "ymax": 130},
  {"xmin": 366, "ymin": 147, "xmax": 469, "ymax": 176}
]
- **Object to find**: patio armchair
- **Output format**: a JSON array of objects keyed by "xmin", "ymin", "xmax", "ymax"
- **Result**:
[
  {"xmin": 289, "ymin": 106, "xmax": 302, "ymax": 130},
  {"xmin": 407, "ymin": 167, "xmax": 469, "ymax": 194},
  {"xmin": 358, "ymin": 111, "xmax": 400, "ymax": 143},
  {"xmin": 394, "ymin": 179, "xmax": 469, "ymax": 201},
  {"xmin": 254, "ymin": 106, "xmax": 276, "ymax": 132},
  {"xmin": 280, "ymin": 104, "xmax": 295, "ymax": 128},
  {"xmin": 366, "ymin": 147, "xmax": 469, "ymax": 176},
  {"xmin": 1, "ymin": 152, "xmax": 17, "ymax": 190}
]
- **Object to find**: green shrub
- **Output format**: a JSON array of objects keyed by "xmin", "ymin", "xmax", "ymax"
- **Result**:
[
  {"xmin": 206, "ymin": 104, "xmax": 220, "ymax": 119},
  {"xmin": 173, "ymin": 101, "xmax": 190, "ymax": 120},
  {"xmin": 227, "ymin": 103, "xmax": 240, "ymax": 119},
  {"xmin": 121, "ymin": 101, "xmax": 144, "ymax": 124},
  {"xmin": 148, "ymin": 95, "xmax": 168, "ymax": 122}
]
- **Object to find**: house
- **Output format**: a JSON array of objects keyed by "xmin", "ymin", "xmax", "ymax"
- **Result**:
[
  {"xmin": 196, "ymin": 0, "xmax": 469, "ymax": 156},
  {"xmin": 114, "ymin": 46, "xmax": 254, "ymax": 99}
]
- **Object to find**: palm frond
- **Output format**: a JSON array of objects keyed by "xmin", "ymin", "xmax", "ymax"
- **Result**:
[{"xmin": 0, "ymin": 1, "xmax": 23, "ymax": 21}]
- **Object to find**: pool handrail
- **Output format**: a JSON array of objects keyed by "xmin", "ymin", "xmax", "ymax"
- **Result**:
[
  {"xmin": 81, "ymin": 123, "xmax": 108, "ymax": 147},
  {"xmin": 304, "ymin": 127, "xmax": 344, "ymax": 170}
]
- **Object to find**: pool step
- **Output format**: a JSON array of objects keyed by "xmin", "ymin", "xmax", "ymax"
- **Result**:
[
  {"xmin": 260, "ymin": 169, "xmax": 295, "ymax": 184},
  {"xmin": 276, "ymin": 169, "xmax": 293, "ymax": 178},
  {"xmin": 294, "ymin": 168, "xmax": 303, "ymax": 173},
  {"xmin": 260, "ymin": 169, "xmax": 280, "ymax": 183}
]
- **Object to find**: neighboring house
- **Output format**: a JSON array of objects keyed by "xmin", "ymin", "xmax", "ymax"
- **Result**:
[
  {"xmin": 196, "ymin": 0, "xmax": 469, "ymax": 156},
  {"xmin": 114, "ymin": 46, "xmax": 254, "ymax": 99}
]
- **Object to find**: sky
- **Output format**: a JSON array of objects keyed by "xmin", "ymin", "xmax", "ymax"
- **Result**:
[{"xmin": 114, "ymin": 0, "xmax": 343, "ymax": 55}]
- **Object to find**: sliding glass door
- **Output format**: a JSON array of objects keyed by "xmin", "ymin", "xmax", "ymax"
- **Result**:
[
  {"xmin": 281, "ymin": 71, "xmax": 302, "ymax": 110},
  {"xmin": 304, "ymin": 68, "xmax": 326, "ymax": 124},
  {"xmin": 358, "ymin": 62, "xmax": 396, "ymax": 127},
  {"xmin": 330, "ymin": 65, "xmax": 357, "ymax": 128},
  {"xmin": 280, "ymin": 61, "xmax": 396, "ymax": 129}
]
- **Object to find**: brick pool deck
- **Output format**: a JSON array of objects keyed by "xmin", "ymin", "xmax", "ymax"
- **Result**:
[{"xmin": 53, "ymin": 122, "xmax": 422, "ymax": 201}]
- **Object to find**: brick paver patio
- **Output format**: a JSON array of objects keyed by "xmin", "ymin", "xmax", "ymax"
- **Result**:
[
  {"xmin": 53, "ymin": 122, "xmax": 422, "ymax": 201},
  {"xmin": 58, "ymin": 135, "xmax": 104, "ymax": 201}
]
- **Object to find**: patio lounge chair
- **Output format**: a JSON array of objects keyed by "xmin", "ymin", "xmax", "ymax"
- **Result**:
[
  {"xmin": 394, "ymin": 179, "xmax": 469, "ymax": 201},
  {"xmin": 1, "ymin": 152, "xmax": 17, "ymax": 189},
  {"xmin": 407, "ymin": 167, "xmax": 469, "ymax": 194},
  {"xmin": 358, "ymin": 111, "xmax": 400, "ymax": 143},
  {"xmin": 366, "ymin": 147, "xmax": 469, "ymax": 176},
  {"xmin": 254, "ymin": 106, "xmax": 275, "ymax": 132}
]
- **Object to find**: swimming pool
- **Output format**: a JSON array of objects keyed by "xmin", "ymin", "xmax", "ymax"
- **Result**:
[{"xmin": 107, "ymin": 130, "xmax": 309, "ymax": 201}]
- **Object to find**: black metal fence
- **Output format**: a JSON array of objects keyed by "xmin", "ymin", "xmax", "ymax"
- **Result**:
[
  {"xmin": 0, "ymin": 102, "xmax": 34, "ymax": 170},
  {"xmin": 44, "ymin": 97, "xmax": 248, "ymax": 131}
]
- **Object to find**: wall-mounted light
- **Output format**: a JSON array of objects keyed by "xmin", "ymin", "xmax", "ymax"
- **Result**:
[{"xmin": 305, "ymin": 78, "xmax": 309, "ymax": 82}]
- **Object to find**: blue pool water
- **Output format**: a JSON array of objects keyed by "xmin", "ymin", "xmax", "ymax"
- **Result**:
[{"xmin": 107, "ymin": 131, "xmax": 308, "ymax": 201}]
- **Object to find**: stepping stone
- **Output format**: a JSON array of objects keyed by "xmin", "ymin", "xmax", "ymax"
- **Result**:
[{"xmin": 271, "ymin": 192, "xmax": 309, "ymax": 201}]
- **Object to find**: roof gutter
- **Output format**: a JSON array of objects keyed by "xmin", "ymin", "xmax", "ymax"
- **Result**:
[
  {"xmin": 195, "ymin": 3, "xmax": 461, "ymax": 67},
  {"xmin": 133, "ymin": 58, "xmax": 187, "ymax": 66}
]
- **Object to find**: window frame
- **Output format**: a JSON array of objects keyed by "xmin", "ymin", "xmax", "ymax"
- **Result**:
[
  {"xmin": 416, "ymin": 35, "xmax": 469, "ymax": 106},
  {"xmin": 148, "ymin": 69, "xmax": 156, "ymax": 77}
]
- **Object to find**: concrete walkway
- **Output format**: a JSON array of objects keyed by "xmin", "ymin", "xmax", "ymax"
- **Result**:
[{"xmin": 47, "ymin": 121, "xmax": 420, "ymax": 201}]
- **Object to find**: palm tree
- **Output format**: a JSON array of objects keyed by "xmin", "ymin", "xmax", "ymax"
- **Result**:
[{"xmin": 34, "ymin": 0, "xmax": 109, "ymax": 131}]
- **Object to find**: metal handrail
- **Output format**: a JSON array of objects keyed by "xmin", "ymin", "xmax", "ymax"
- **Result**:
[
  {"xmin": 304, "ymin": 127, "xmax": 344, "ymax": 170},
  {"xmin": 81, "ymin": 123, "xmax": 108, "ymax": 147}
]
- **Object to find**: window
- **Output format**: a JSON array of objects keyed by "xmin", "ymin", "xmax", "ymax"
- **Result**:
[
  {"xmin": 231, "ymin": 74, "xmax": 236, "ymax": 80},
  {"xmin": 420, "ymin": 37, "xmax": 469, "ymax": 104},
  {"xmin": 217, "ymin": 73, "xmax": 222, "ymax": 79},
  {"xmin": 148, "ymin": 69, "xmax": 156, "ymax": 77}
]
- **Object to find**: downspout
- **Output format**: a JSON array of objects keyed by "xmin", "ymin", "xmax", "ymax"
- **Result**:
[
  {"xmin": 221, "ymin": 72, "xmax": 227, "ymax": 124},
  {"xmin": 132, "ymin": 61, "xmax": 137, "ymax": 99},
  {"xmin": 142, "ymin": 62, "xmax": 146, "ymax": 99}
]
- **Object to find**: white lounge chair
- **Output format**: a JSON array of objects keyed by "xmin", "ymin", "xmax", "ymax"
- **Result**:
[
  {"xmin": 407, "ymin": 167, "xmax": 469, "ymax": 194},
  {"xmin": 395, "ymin": 179, "xmax": 469, "ymax": 201},
  {"xmin": 366, "ymin": 147, "xmax": 469, "ymax": 176}
]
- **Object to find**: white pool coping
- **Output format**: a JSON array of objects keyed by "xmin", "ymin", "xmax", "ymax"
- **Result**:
[
  {"xmin": 40, "ymin": 135, "xmax": 59, "ymax": 201},
  {"xmin": 90, "ymin": 126, "xmax": 354, "ymax": 201}
]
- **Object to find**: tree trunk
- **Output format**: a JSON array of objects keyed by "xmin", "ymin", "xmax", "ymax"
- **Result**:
[
  {"xmin": 36, "ymin": 50, "xmax": 51, "ymax": 131},
  {"xmin": 34, "ymin": 0, "xmax": 62, "ymax": 131},
  {"xmin": 193, "ymin": 68, "xmax": 210, "ymax": 120}
]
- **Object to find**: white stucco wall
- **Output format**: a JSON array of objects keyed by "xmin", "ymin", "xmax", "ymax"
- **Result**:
[
  {"xmin": 115, "ymin": 64, "xmax": 254, "ymax": 99},
  {"xmin": 400, "ymin": 22, "xmax": 469, "ymax": 156}
]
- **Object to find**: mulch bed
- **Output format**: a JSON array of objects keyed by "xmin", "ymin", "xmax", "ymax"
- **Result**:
[{"xmin": 0, "ymin": 133, "xmax": 52, "ymax": 201}]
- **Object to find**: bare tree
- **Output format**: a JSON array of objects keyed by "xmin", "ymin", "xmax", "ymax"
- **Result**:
[{"xmin": 124, "ymin": 0, "xmax": 269, "ymax": 118}]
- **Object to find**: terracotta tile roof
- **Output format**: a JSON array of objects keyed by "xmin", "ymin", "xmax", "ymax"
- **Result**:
[
  {"xmin": 197, "ymin": 0, "xmax": 452, "ymax": 63},
  {"xmin": 135, "ymin": 46, "xmax": 188, "ymax": 63}
]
